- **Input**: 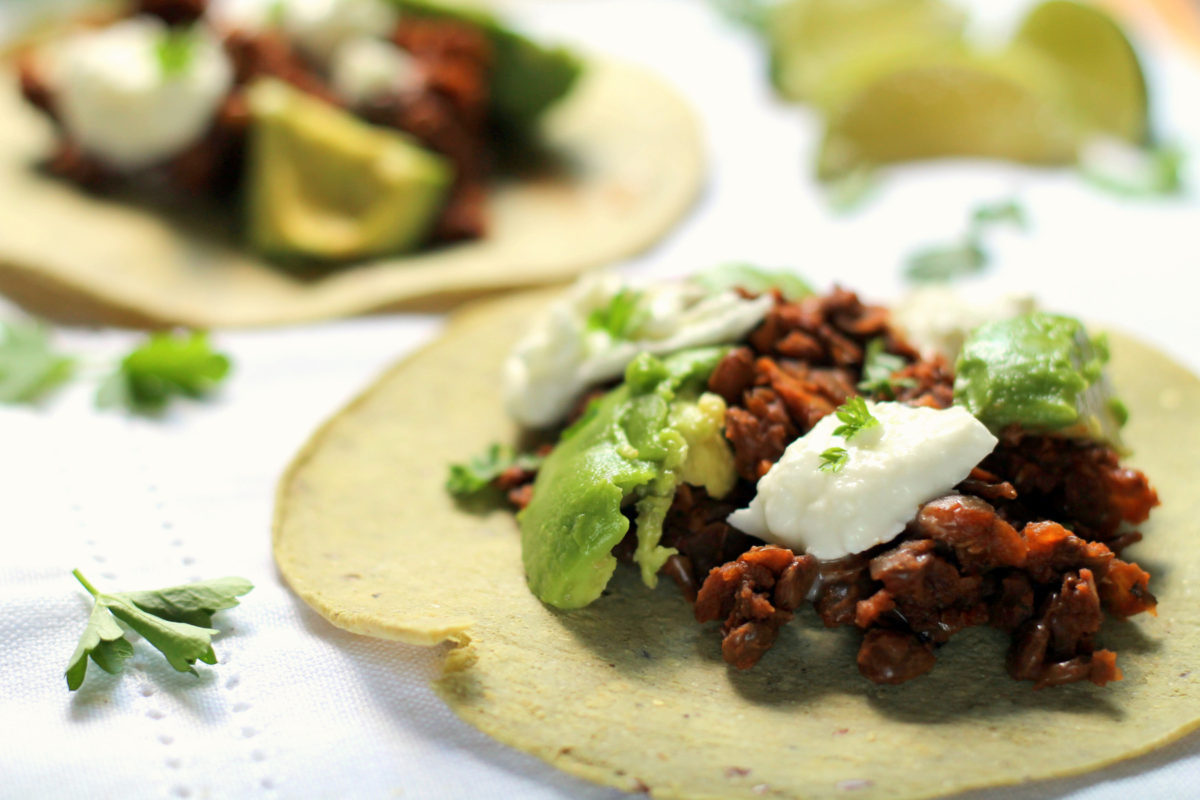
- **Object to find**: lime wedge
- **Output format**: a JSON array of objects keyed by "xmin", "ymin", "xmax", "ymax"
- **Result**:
[
  {"xmin": 1014, "ymin": 0, "xmax": 1149, "ymax": 143},
  {"xmin": 768, "ymin": 0, "xmax": 966, "ymax": 109},
  {"xmin": 246, "ymin": 79, "xmax": 452, "ymax": 261},
  {"xmin": 817, "ymin": 60, "xmax": 1079, "ymax": 179}
]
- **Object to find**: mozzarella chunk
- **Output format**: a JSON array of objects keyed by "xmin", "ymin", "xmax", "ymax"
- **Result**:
[{"xmin": 727, "ymin": 402, "xmax": 997, "ymax": 560}]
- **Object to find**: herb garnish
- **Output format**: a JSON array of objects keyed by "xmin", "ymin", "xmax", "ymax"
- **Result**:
[
  {"xmin": 1080, "ymin": 141, "xmax": 1186, "ymax": 198},
  {"xmin": 857, "ymin": 338, "xmax": 916, "ymax": 399},
  {"xmin": 96, "ymin": 331, "xmax": 231, "ymax": 414},
  {"xmin": 818, "ymin": 446, "xmax": 848, "ymax": 473},
  {"xmin": 904, "ymin": 198, "xmax": 1027, "ymax": 284},
  {"xmin": 0, "ymin": 321, "xmax": 75, "ymax": 403},
  {"xmin": 447, "ymin": 443, "xmax": 544, "ymax": 498},
  {"xmin": 66, "ymin": 570, "xmax": 252, "ymax": 691},
  {"xmin": 586, "ymin": 288, "xmax": 646, "ymax": 340},
  {"xmin": 155, "ymin": 27, "xmax": 198, "ymax": 78},
  {"xmin": 831, "ymin": 396, "xmax": 879, "ymax": 441}
]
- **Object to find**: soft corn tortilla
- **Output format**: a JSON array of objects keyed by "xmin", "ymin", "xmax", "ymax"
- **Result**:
[
  {"xmin": 274, "ymin": 289, "xmax": 1200, "ymax": 800},
  {"xmin": 0, "ymin": 57, "xmax": 703, "ymax": 327}
]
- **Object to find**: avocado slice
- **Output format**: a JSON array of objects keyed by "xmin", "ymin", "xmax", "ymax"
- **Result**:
[
  {"xmin": 390, "ymin": 0, "xmax": 582, "ymax": 133},
  {"xmin": 246, "ymin": 79, "xmax": 452, "ymax": 261}
]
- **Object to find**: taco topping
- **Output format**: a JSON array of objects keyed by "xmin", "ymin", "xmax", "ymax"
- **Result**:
[{"xmin": 457, "ymin": 272, "xmax": 1160, "ymax": 689}]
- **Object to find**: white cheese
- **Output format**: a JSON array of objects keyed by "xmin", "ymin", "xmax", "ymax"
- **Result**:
[
  {"xmin": 331, "ymin": 37, "xmax": 422, "ymax": 106},
  {"xmin": 210, "ymin": 0, "xmax": 398, "ymax": 63},
  {"xmin": 727, "ymin": 402, "xmax": 997, "ymax": 560},
  {"xmin": 891, "ymin": 287, "xmax": 1035, "ymax": 363},
  {"xmin": 53, "ymin": 18, "xmax": 233, "ymax": 171},
  {"xmin": 503, "ymin": 273, "xmax": 774, "ymax": 429}
]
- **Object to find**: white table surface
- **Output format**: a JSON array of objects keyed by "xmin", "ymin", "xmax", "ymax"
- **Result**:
[{"xmin": 2, "ymin": 1, "xmax": 1199, "ymax": 798}]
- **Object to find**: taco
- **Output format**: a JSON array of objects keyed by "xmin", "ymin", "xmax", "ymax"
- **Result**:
[
  {"xmin": 274, "ymin": 271, "xmax": 1200, "ymax": 799},
  {"xmin": 0, "ymin": 0, "xmax": 702, "ymax": 326}
]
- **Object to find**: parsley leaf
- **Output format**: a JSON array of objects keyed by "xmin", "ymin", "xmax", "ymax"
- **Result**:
[
  {"xmin": 825, "ymin": 165, "xmax": 879, "ymax": 214},
  {"xmin": 857, "ymin": 338, "xmax": 916, "ymax": 399},
  {"xmin": 66, "ymin": 570, "xmax": 251, "ymax": 691},
  {"xmin": 0, "ymin": 321, "xmax": 74, "ymax": 403},
  {"xmin": 818, "ymin": 447, "xmax": 848, "ymax": 473},
  {"xmin": 446, "ymin": 443, "xmax": 544, "ymax": 498},
  {"xmin": 156, "ymin": 27, "xmax": 198, "ymax": 78},
  {"xmin": 96, "ymin": 331, "xmax": 231, "ymax": 414},
  {"xmin": 586, "ymin": 288, "xmax": 647, "ymax": 340},
  {"xmin": 971, "ymin": 199, "xmax": 1028, "ymax": 229},
  {"xmin": 831, "ymin": 396, "xmax": 879, "ymax": 441},
  {"xmin": 693, "ymin": 263, "xmax": 813, "ymax": 301}
]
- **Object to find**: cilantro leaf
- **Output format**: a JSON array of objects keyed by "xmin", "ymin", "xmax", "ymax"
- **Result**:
[
  {"xmin": 831, "ymin": 396, "xmax": 879, "ymax": 441},
  {"xmin": 66, "ymin": 601, "xmax": 133, "ymax": 691},
  {"xmin": 971, "ymin": 199, "xmax": 1028, "ymax": 230},
  {"xmin": 0, "ymin": 321, "xmax": 75, "ymax": 404},
  {"xmin": 904, "ymin": 238, "xmax": 987, "ymax": 284},
  {"xmin": 825, "ymin": 165, "xmax": 878, "ymax": 214},
  {"xmin": 708, "ymin": 0, "xmax": 768, "ymax": 32},
  {"xmin": 586, "ymin": 288, "xmax": 646, "ymax": 340},
  {"xmin": 122, "ymin": 577, "xmax": 255, "ymax": 628},
  {"xmin": 96, "ymin": 331, "xmax": 231, "ymax": 414},
  {"xmin": 1081, "ymin": 141, "xmax": 1185, "ymax": 198},
  {"xmin": 818, "ymin": 447, "xmax": 848, "ymax": 473},
  {"xmin": 156, "ymin": 27, "xmax": 198, "ymax": 78},
  {"xmin": 446, "ymin": 443, "xmax": 544, "ymax": 498},
  {"xmin": 66, "ymin": 569, "xmax": 251, "ymax": 691},
  {"xmin": 693, "ymin": 263, "xmax": 813, "ymax": 301},
  {"xmin": 857, "ymin": 338, "xmax": 916, "ymax": 399},
  {"xmin": 904, "ymin": 198, "xmax": 1027, "ymax": 284}
]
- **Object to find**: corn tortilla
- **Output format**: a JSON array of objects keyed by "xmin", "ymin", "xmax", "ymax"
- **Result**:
[
  {"xmin": 0, "ymin": 58, "xmax": 703, "ymax": 327},
  {"xmin": 273, "ymin": 289, "xmax": 1200, "ymax": 800}
]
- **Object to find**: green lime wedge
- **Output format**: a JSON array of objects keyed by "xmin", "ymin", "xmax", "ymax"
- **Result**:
[
  {"xmin": 817, "ymin": 60, "xmax": 1079, "ymax": 179},
  {"xmin": 1014, "ymin": 0, "xmax": 1149, "ymax": 143},
  {"xmin": 768, "ymin": 0, "xmax": 966, "ymax": 109}
]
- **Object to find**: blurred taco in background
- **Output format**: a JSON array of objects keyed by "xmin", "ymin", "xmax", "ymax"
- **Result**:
[
  {"xmin": 275, "ymin": 268, "xmax": 1200, "ymax": 799},
  {"xmin": 0, "ymin": 0, "xmax": 703, "ymax": 326}
]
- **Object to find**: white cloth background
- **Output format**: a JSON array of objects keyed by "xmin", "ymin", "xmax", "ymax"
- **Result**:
[{"xmin": 2, "ymin": 1, "xmax": 1199, "ymax": 798}]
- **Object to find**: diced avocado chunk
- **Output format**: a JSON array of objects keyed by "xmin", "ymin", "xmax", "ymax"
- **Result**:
[
  {"xmin": 246, "ymin": 79, "xmax": 451, "ymax": 261},
  {"xmin": 390, "ymin": 0, "xmax": 582, "ymax": 132},
  {"xmin": 518, "ymin": 348, "xmax": 731, "ymax": 610},
  {"xmin": 953, "ymin": 312, "xmax": 1125, "ymax": 444}
]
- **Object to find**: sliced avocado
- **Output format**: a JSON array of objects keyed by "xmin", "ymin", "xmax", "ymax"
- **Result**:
[
  {"xmin": 390, "ymin": 0, "xmax": 582, "ymax": 132},
  {"xmin": 246, "ymin": 79, "xmax": 452, "ymax": 261}
]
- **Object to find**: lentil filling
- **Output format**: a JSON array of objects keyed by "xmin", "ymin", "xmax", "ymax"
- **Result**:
[{"xmin": 500, "ymin": 287, "xmax": 1160, "ymax": 687}]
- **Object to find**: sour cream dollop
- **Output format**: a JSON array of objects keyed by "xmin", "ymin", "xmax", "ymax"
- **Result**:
[
  {"xmin": 503, "ymin": 273, "xmax": 774, "ymax": 429},
  {"xmin": 53, "ymin": 18, "xmax": 233, "ymax": 171},
  {"xmin": 212, "ymin": 0, "xmax": 399, "ymax": 62},
  {"xmin": 728, "ymin": 402, "xmax": 997, "ymax": 561}
]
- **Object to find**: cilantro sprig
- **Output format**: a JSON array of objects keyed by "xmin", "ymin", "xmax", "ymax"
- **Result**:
[
  {"xmin": 857, "ymin": 338, "xmax": 916, "ymax": 399},
  {"xmin": 0, "ymin": 322, "xmax": 75, "ymax": 403},
  {"xmin": 586, "ymin": 288, "xmax": 647, "ymax": 340},
  {"xmin": 446, "ymin": 443, "xmax": 544, "ymax": 498},
  {"xmin": 66, "ymin": 570, "xmax": 252, "ymax": 691},
  {"xmin": 0, "ymin": 321, "xmax": 231, "ymax": 414},
  {"xmin": 904, "ymin": 198, "xmax": 1027, "ymax": 284},
  {"xmin": 818, "ymin": 447, "xmax": 848, "ymax": 473},
  {"xmin": 1080, "ymin": 141, "xmax": 1186, "ymax": 198},
  {"xmin": 97, "ymin": 331, "xmax": 231, "ymax": 414},
  {"xmin": 831, "ymin": 396, "xmax": 879, "ymax": 441},
  {"xmin": 155, "ymin": 27, "xmax": 198, "ymax": 78}
]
